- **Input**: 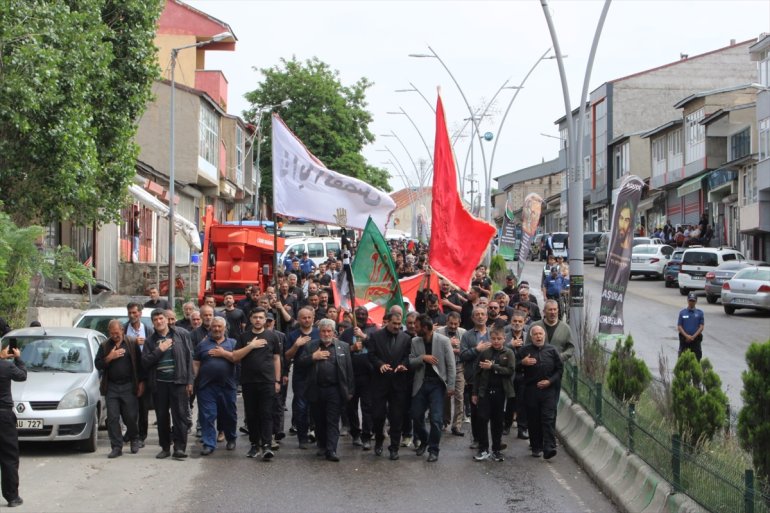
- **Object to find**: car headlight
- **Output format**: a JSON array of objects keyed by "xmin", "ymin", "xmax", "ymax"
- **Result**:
[{"xmin": 58, "ymin": 388, "xmax": 88, "ymax": 409}]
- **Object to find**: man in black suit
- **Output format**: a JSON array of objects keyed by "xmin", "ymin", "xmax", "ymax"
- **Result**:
[
  {"xmin": 296, "ymin": 318, "xmax": 354, "ymax": 462},
  {"xmin": 0, "ymin": 343, "xmax": 26, "ymax": 507},
  {"xmin": 366, "ymin": 312, "xmax": 412, "ymax": 460}
]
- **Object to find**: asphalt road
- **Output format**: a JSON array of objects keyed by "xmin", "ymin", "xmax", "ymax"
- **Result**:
[
  {"xmin": 518, "ymin": 257, "xmax": 770, "ymax": 409},
  {"xmin": 18, "ymin": 400, "xmax": 617, "ymax": 513}
]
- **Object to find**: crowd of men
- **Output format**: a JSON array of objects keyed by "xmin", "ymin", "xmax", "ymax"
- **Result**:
[{"xmin": 95, "ymin": 249, "xmax": 573, "ymax": 465}]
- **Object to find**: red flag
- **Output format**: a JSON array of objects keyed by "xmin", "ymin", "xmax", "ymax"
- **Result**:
[
  {"xmin": 429, "ymin": 96, "xmax": 496, "ymax": 290},
  {"xmin": 399, "ymin": 272, "xmax": 441, "ymax": 311}
]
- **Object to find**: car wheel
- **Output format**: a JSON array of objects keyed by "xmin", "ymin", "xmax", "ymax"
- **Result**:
[
  {"xmin": 79, "ymin": 409, "xmax": 99, "ymax": 453},
  {"xmin": 656, "ymin": 273, "xmax": 663, "ymax": 280},
  {"xmin": 724, "ymin": 305, "xmax": 736, "ymax": 315},
  {"xmin": 706, "ymin": 294, "xmax": 717, "ymax": 304},
  {"xmin": 679, "ymin": 287, "xmax": 689, "ymax": 296},
  {"xmin": 594, "ymin": 257, "xmax": 599, "ymax": 267}
]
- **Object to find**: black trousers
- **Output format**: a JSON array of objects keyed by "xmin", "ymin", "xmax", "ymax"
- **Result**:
[
  {"xmin": 153, "ymin": 381, "xmax": 190, "ymax": 452},
  {"xmin": 678, "ymin": 333, "xmax": 703, "ymax": 361},
  {"xmin": 524, "ymin": 385, "xmax": 558, "ymax": 453},
  {"xmin": 466, "ymin": 383, "xmax": 482, "ymax": 441},
  {"xmin": 137, "ymin": 393, "xmax": 151, "ymax": 441},
  {"xmin": 311, "ymin": 385, "xmax": 343, "ymax": 455},
  {"xmin": 242, "ymin": 382, "xmax": 274, "ymax": 447},
  {"xmin": 372, "ymin": 387, "xmax": 407, "ymax": 451},
  {"xmin": 346, "ymin": 374, "xmax": 372, "ymax": 441},
  {"xmin": 272, "ymin": 383, "xmax": 285, "ymax": 437},
  {"xmin": 477, "ymin": 388, "xmax": 506, "ymax": 452},
  {"xmin": 106, "ymin": 381, "xmax": 139, "ymax": 449},
  {"xmin": 0, "ymin": 410, "xmax": 20, "ymax": 502},
  {"xmin": 514, "ymin": 376, "xmax": 528, "ymax": 430}
]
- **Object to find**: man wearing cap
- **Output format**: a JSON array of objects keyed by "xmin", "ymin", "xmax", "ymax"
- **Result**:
[
  {"xmin": 299, "ymin": 251, "xmax": 316, "ymax": 276},
  {"xmin": 283, "ymin": 250, "xmax": 297, "ymax": 272},
  {"xmin": 502, "ymin": 275, "xmax": 519, "ymax": 305},
  {"xmin": 339, "ymin": 307, "xmax": 378, "ymax": 450},
  {"xmin": 677, "ymin": 293, "xmax": 704, "ymax": 361}
]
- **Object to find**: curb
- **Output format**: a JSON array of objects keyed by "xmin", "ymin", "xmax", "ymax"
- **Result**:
[{"xmin": 556, "ymin": 393, "xmax": 707, "ymax": 513}]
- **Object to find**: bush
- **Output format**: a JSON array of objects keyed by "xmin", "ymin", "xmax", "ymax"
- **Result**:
[
  {"xmin": 737, "ymin": 340, "xmax": 770, "ymax": 487},
  {"xmin": 672, "ymin": 351, "xmax": 728, "ymax": 446},
  {"xmin": 607, "ymin": 334, "xmax": 651, "ymax": 402},
  {"xmin": 489, "ymin": 254, "xmax": 507, "ymax": 285}
]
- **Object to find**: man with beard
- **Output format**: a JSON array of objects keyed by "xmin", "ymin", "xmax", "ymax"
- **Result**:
[
  {"xmin": 436, "ymin": 312, "xmax": 466, "ymax": 437},
  {"xmin": 460, "ymin": 307, "xmax": 490, "ymax": 449},
  {"xmin": 517, "ymin": 287, "xmax": 541, "ymax": 322},
  {"xmin": 526, "ymin": 299, "xmax": 573, "ymax": 363},
  {"xmin": 222, "ymin": 292, "xmax": 247, "ymax": 340},
  {"xmin": 284, "ymin": 308, "xmax": 319, "ymax": 449},
  {"xmin": 366, "ymin": 312, "xmax": 412, "ymax": 460},
  {"xmin": 504, "ymin": 311, "xmax": 529, "ymax": 440},
  {"xmin": 485, "ymin": 301, "xmax": 507, "ymax": 329}
]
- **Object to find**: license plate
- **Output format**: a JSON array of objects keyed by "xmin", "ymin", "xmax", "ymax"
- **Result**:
[
  {"xmin": 17, "ymin": 419, "xmax": 43, "ymax": 429},
  {"xmin": 732, "ymin": 298, "xmax": 751, "ymax": 304},
  {"xmin": 553, "ymin": 243, "xmax": 564, "ymax": 248},
  {"xmin": 632, "ymin": 258, "xmax": 644, "ymax": 263}
]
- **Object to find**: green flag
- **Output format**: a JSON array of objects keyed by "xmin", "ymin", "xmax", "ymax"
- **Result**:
[{"xmin": 352, "ymin": 217, "xmax": 404, "ymax": 314}]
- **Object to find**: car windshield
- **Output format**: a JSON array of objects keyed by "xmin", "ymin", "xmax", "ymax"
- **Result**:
[
  {"xmin": 682, "ymin": 252, "xmax": 718, "ymax": 266},
  {"xmin": 733, "ymin": 268, "xmax": 770, "ymax": 281},
  {"xmin": 551, "ymin": 233, "xmax": 569, "ymax": 243},
  {"xmin": 3, "ymin": 336, "xmax": 93, "ymax": 373},
  {"xmin": 584, "ymin": 234, "xmax": 602, "ymax": 244}
]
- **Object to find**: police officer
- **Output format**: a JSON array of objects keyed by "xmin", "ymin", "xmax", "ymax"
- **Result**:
[
  {"xmin": 677, "ymin": 292, "xmax": 704, "ymax": 361},
  {"xmin": 0, "ymin": 343, "xmax": 26, "ymax": 507}
]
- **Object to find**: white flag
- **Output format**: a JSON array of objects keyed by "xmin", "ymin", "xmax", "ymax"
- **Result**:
[{"xmin": 271, "ymin": 114, "xmax": 396, "ymax": 232}]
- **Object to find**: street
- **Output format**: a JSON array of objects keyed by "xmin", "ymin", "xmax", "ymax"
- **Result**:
[{"xmin": 519, "ymin": 258, "xmax": 770, "ymax": 409}]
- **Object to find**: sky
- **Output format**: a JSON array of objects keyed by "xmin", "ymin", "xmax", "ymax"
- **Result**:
[{"xmin": 185, "ymin": 0, "xmax": 770, "ymax": 199}]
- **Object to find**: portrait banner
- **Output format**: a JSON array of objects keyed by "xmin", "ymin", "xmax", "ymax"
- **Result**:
[
  {"xmin": 516, "ymin": 193, "xmax": 543, "ymax": 279},
  {"xmin": 598, "ymin": 175, "xmax": 645, "ymax": 334},
  {"xmin": 498, "ymin": 201, "xmax": 517, "ymax": 261}
]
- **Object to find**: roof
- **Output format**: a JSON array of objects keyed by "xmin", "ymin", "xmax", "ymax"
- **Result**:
[
  {"xmin": 159, "ymin": 78, "xmax": 227, "ymax": 117},
  {"xmin": 494, "ymin": 158, "xmax": 560, "ymax": 190},
  {"xmin": 553, "ymin": 102, "xmax": 590, "ymax": 125},
  {"xmin": 749, "ymin": 33, "xmax": 770, "ymax": 56},
  {"xmin": 608, "ymin": 130, "xmax": 647, "ymax": 147},
  {"xmin": 673, "ymin": 83, "xmax": 759, "ymax": 109},
  {"xmin": 701, "ymin": 102, "xmax": 757, "ymax": 125},
  {"xmin": 390, "ymin": 187, "xmax": 432, "ymax": 210},
  {"xmin": 160, "ymin": 0, "xmax": 237, "ymax": 43},
  {"xmin": 641, "ymin": 119, "xmax": 683, "ymax": 139}
]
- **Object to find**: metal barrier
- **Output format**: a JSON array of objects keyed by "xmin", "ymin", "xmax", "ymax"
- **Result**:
[{"xmin": 562, "ymin": 363, "xmax": 770, "ymax": 513}]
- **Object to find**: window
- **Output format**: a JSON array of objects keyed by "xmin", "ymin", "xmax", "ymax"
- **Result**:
[
  {"xmin": 614, "ymin": 141, "xmax": 630, "ymax": 180},
  {"xmin": 743, "ymin": 165, "xmax": 758, "ymax": 205},
  {"xmin": 593, "ymin": 99, "xmax": 607, "ymax": 185},
  {"xmin": 668, "ymin": 129, "xmax": 682, "ymax": 156},
  {"xmin": 559, "ymin": 126, "xmax": 568, "ymax": 149},
  {"xmin": 759, "ymin": 118, "xmax": 770, "ymax": 161},
  {"xmin": 199, "ymin": 104, "xmax": 219, "ymax": 166},
  {"xmin": 235, "ymin": 125, "xmax": 244, "ymax": 187},
  {"xmin": 652, "ymin": 137, "xmax": 666, "ymax": 176},
  {"xmin": 685, "ymin": 108, "xmax": 705, "ymax": 164},
  {"xmin": 307, "ymin": 243, "xmax": 325, "ymax": 258},
  {"xmin": 584, "ymin": 155, "xmax": 591, "ymax": 180},
  {"xmin": 729, "ymin": 128, "xmax": 750, "ymax": 161},
  {"xmin": 758, "ymin": 49, "xmax": 770, "ymax": 86}
]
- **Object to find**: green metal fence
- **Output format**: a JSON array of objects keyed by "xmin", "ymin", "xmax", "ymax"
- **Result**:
[{"xmin": 562, "ymin": 363, "xmax": 770, "ymax": 513}]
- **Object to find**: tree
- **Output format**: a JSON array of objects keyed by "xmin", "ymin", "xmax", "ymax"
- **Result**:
[
  {"xmin": 607, "ymin": 334, "xmax": 651, "ymax": 402},
  {"xmin": 738, "ymin": 340, "xmax": 770, "ymax": 489},
  {"xmin": 244, "ymin": 57, "xmax": 391, "ymax": 210},
  {"xmin": 672, "ymin": 352, "xmax": 728, "ymax": 446},
  {"xmin": 0, "ymin": 0, "xmax": 162, "ymax": 226}
]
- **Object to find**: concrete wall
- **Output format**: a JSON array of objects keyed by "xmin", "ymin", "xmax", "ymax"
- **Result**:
[{"xmin": 117, "ymin": 262, "xmax": 201, "ymax": 298}]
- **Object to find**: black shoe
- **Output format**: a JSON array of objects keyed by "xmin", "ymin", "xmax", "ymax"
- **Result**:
[
  {"xmin": 308, "ymin": 431, "xmax": 316, "ymax": 443},
  {"xmin": 262, "ymin": 446, "xmax": 274, "ymax": 460},
  {"xmin": 130, "ymin": 440, "xmax": 140, "ymax": 454},
  {"xmin": 325, "ymin": 452, "xmax": 340, "ymax": 462},
  {"xmin": 451, "ymin": 428, "xmax": 465, "ymax": 437},
  {"xmin": 361, "ymin": 440, "xmax": 371, "ymax": 451},
  {"xmin": 517, "ymin": 429, "xmax": 529, "ymax": 440},
  {"xmin": 172, "ymin": 450, "xmax": 188, "ymax": 460},
  {"xmin": 7, "ymin": 498, "xmax": 23, "ymax": 508},
  {"xmin": 351, "ymin": 435, "xmax": 362, "ymax": 446},
  {"xmin": 200, "ymin": 446, "xmax": 214, "ymax": 456},
  {"xmin": 156, "ymin": 449, "xmax": 171, "ymax": 459},
  {"xmin": 389, "ymin": 449, "xmax": 399, "ymax": 461},
  {"xmin": 316, "ymin": 448, "xmax": 326, "ymax": 457},
  {"xmin": 502, "ymin": 427, "xmax": 511, "ymax": 436},
  {"xmin": 415, "ymin": 442, "xmax": 427, "ymax": 456},
  {"xmin": 499, "ymin": 443, "xmax": 508, "ymax": 450},
  {"xmin": 274, "ymin": 432, "xmax": 286, "ymax": 441},
  {"xmin": 426, "ymin": 453, "xmax": 438, "ymax": 462},
  {"xmin": 289, "ymin": 426, "xmax": 297, "ymax": 435},
  {"xmin": 239, "ymin": 426, "xmax": 249, "ymax": 435},
  {"xmin": 108, "ymin": 447, "xmax": 122, "ymax": 459},
  {"xmin": 226, "ymin": 440, "xmax": 236, "ymax": 451},
  {"xmin": 247, "ymin": 445, "xmax": 259, "ymax": 458},
  {"xmin": 531, "ymin": 450, "xmax": 543, "ymax": 458},
  {"xmin": 138, "ymin": 440, "xmax": 145, "ymax": 448},
  {"xmin": 374, "ymin": 445, "xmax": 383, "ymax": 456},
  {"xmin": 544, "ymin": 449, "xmax": 557, "ymax": 460}
]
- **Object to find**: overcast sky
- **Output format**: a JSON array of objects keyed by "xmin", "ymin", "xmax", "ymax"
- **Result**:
[{"xmin": 185, "ymin": 0, "xmax": 770, "ymax": 197}]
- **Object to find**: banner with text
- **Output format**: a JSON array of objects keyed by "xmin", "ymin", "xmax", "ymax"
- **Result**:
[
  {"xmin": 498, "ymin": 201, "xmax": 517, "ymax": 261},
  {"xmin": 516, "ymin": 193, "xmax": 543, "ymax": 279},
  {"xmin": 598, "ymin": 175, "xmax": 645, "ymax": 335}
]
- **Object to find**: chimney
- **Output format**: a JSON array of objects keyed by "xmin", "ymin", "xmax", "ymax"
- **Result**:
[{"xmin": 730, "ymin": 38, "xmax": 736, "ymax": 45}]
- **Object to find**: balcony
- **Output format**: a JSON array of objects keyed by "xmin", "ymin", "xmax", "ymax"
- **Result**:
[{"xmin": 195, "ymin": 70, "xmax": 228, "ymax": 110}]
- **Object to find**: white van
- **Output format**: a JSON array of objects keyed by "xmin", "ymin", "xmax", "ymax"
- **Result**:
[
  {"xmin": 281, "ymin": 237, "xmax": 342, "ymax": 268},
  {"xmin": 678, "ymin": 247, "xmax": 745, "ymax": 295}
]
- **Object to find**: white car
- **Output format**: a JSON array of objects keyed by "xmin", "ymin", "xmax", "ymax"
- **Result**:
[
  {"xmin": 632, "ymin": 237, "xmax": 665, "ymax": 247},
  {"xmin": 630, "ymin": 244, "xmax": 674, "ymax": 279},
  {"xmin": 73, "ymin": 307, "xmax": 153, "ymax": 337}
]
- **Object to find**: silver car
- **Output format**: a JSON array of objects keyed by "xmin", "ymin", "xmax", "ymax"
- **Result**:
[
  {"xmin": 704, "ymin": 261, "xmax": 766, "ymax": 304},
  {"xmin": 721, "ymin": 266, "xmax": 770, "ymax": 315},
  {"xmin": 2, "ymin": 327, "xmax": 106, "ymax": 452}
]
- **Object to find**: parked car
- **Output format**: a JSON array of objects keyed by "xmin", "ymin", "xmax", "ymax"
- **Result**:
[
  {"xmin": 721, "ymin": 266, "xmax": 770, "ymax": 315},
  {"xmin": 583, "ymin": 232, "xmax": 605, "ymax": 261},
  {"xmin": 73, "ymin": 307, "xmax": 152, "ymax": 337},
  {"xmin": 663, "ymin": 249, "xmax": 686, "ymax": 288},
  {"xmin": 593, "ymin": 232, "xmax": 610, "ymax": 267},
  {"xmin": 549, "ymin": 232, "xmax": 569, "ymax": 258},
  {"xmin": 679, "ymin": 247, "xmax": 746, "ymax": 296},
  {"xmin": 279, "ymin": 237, "xmax": 342, "ymax": 267},
  {"xmin": 632, "ymin": 237, "xmax": 665, "ymax": 247},
  {"xmin": 630, "ymin": 244, "xmax": 674, "ymax": 279},
  {"xmin": 704, "ymin": 261, "xmax": 767, "ymax": 304},
  {"xmin": 1, "ymin": 327, "xmax": 107, "ymax": 452}
]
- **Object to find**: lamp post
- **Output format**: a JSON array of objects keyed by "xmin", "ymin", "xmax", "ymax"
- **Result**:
[
  {"xmin": 168, "ymin": 31, "xmax": 231, "ymax": 309},
  {"xmin": 253, "ymin": 99, "xmax": 292, "ymax": 219},
  {"xmin": 387, "ymin": 108, "xmax": 433, "ymax": 168}
]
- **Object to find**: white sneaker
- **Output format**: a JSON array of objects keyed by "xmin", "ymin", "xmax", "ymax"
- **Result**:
[
  {"xmin": 474, "ymin": 450, "xmax": 491, "ymax": 461},
  {"xmin": 463, "ymin": 416, "xmax": 471, "ymax": 424},
  {"xmin": 401, "ymin": 435, "xmax": 412, "ymax": 448}
]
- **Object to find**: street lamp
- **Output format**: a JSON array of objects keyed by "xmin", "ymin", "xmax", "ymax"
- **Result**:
[
  {"xmin": 387, "ymin": 108, "xmax": 433, "ymax": 168},
  {"xmin": 168, "ymin": 31, "xmax": 231, "ymax": 309},
  {"xmin": 253, "ymin": 99, "xmax": 292, "ymax": 219},
  {"xmin": 395, "ymin": 82, "xmax": 436, "ymax": 113}
]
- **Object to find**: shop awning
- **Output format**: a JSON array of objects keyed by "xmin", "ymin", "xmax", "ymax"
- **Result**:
[
  {"xmin": 676, "ymin": 175, "xmax": 705, "ymax": 198},
  {"xmin": 128, "ymin": 185, "xmax": 202, "ymax": 252},
  {"xmin": 637, "ymin": 192, "xmax": 664, "ymax": 212}
]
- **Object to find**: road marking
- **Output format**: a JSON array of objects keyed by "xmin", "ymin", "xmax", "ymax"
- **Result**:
[{"xmin": 547, "ymin": 463, "xmax": 593, "ymax": 512}]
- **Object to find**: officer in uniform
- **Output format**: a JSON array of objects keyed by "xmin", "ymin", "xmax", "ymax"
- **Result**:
[
  {"xmin": 677, "ymin": 292, "xmax": 705, "ymax": 361},
  {"xmin": 0, "ymin": 343, "xmax": 26, "ymax": 507}
]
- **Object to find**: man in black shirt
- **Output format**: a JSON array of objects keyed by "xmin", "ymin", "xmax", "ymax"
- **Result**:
[
  {"xmin": 94, "ymin": 320, "xmax": 144, "ymax": 458},
  {"xmin": 0, "ymin": 343, "xmax": 26, "ymax": 507},
  {"xmin": 230, "ymin": 308, "xmax": 281, "ymax": 460},
  {"xmin": 144, "ymin": 286, "xmax": 171, "ymax": 311},
  {"xmin": 222, "ymin": 292, "xmax": 247, "ymax": 339}
]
